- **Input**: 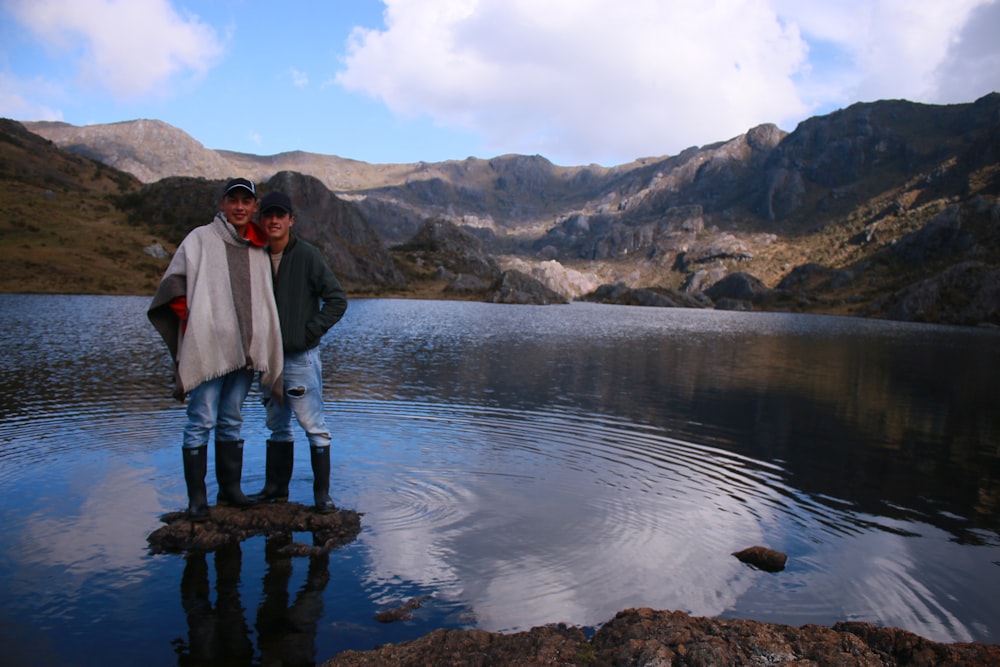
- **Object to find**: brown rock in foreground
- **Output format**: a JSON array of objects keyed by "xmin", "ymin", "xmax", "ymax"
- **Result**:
[
  {"xmin": 321, "ymin": 608, "xmax": 1000, "ymax": 667},
  {"xmin": 147, "ymin": 502, "xmax": 362, "ymax": 554}
]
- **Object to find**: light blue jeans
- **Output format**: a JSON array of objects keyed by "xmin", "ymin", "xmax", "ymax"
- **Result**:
[
  {"xmin": 263, "ymin": 348, "xmax": 332, "ymax": 449},
  {"xmin": 183, "ymin": 369, "xmax": 255, "ymax": 449}
]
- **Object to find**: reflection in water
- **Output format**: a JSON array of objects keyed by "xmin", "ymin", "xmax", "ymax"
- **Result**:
[
  {"xmin": 176, "ymin": 536, "xmax": 330, "ymax": 667},
  {"xmin": 339, "ymin": 403, "xmax": 765, "ymax": 631},
  {"xmin": 0, "ymin": 294, "xmax": 998, "ymax": 665},
  {"xmin": 256, "ymin": 535, "xmax": 330, "ymax": 667},
  {"xmin": 331, "ymin": 300, "xmax": 1000, "ymax": 538},
  {"xmin": 178, "ymin": 543, "xmax": 254, "ymax": 666},
  {"xmin": 329, "ymin": 399, "xmax": 997, "ymax": 641}
]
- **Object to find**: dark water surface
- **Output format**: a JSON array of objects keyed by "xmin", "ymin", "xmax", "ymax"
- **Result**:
[{"xmin": 0, "ymin": 294, "xmax": 998, "ymax": 665}]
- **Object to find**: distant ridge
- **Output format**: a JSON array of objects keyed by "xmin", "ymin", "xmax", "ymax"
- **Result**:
[
  {"xmin": 15, "ymin": 93, "xmax": 1000, "ymax": 325},
  {"xmin": 26, "ymin": 119, "xmax": 235, "ymax": 183}
]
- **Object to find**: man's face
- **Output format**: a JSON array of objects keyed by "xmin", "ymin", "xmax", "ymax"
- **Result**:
[
  {"xmin": 221, "ymin": 190, "xmax": 258, "ymax": 230},
  {"xmin": 261, "ymin": 207, "xmax": 294, "ymax": 243}
]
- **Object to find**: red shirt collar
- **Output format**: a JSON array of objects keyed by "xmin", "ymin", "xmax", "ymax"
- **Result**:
[{"xmin": 242, "ymin": 221, "xmax": 268, "ymax": 248}]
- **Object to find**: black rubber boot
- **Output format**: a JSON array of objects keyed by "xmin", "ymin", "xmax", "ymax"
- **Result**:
[
  {"xmin": 183, "ymin": 445, "xmax": 210, "ymax": 521},
  {"xmin": 310, "ymin": 445, "xmax": 336, "ymax": 513},
  {"xmin": 215, "ymin": 439, "xmax": 255, "ymax": 507},
  {"xmin": 249, "ymin": 440, "xmax": 294, "ymax": 503}
]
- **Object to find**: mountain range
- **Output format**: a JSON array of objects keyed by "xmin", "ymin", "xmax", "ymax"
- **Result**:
[{"xmin": 7, "ymin": 92, "xmax": 1000, "ymax": 326}]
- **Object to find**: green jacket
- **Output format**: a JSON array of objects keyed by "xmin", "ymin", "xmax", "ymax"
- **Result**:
[{"xmin": 272, "ymin": 235, "xmax": 347, "ymax": 353}]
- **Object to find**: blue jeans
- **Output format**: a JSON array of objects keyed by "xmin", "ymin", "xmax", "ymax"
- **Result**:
[
  {"xmin": 264, "ymin": 348, "xmax": 332, "ymax": 449},
  {"xmin": 183, "ymin": 369, "xmax": 254, "ymax": 449}
]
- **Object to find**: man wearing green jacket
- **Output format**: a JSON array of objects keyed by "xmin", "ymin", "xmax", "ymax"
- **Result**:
[{"xmin": 253, "ymin": 191, "xmax": 347, "ymax": 512}]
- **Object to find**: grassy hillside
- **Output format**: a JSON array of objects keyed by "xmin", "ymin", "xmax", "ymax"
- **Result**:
[{"xmin": 0, "ymin": 119, "xmax": 168, "ymax": 295}]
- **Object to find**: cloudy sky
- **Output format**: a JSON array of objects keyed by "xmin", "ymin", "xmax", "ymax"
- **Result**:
[{"xmin": 1, "ymin": 0, "xmax": 998, "ymax": 166}]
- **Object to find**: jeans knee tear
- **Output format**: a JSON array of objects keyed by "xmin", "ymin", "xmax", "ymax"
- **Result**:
[{"xmin": 288, "ymin": 386, "xmax": 306, "ymax": 397}]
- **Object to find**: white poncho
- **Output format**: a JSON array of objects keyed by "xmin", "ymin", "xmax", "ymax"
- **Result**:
[{"xmin": 148, "ymin": 214, "xmax": 283, "ymax": 401}]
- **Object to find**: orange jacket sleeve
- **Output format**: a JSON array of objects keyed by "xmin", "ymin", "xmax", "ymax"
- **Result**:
[{"xmin": 168, "ymin": 296, "xmax": 188, "ymax": 332}]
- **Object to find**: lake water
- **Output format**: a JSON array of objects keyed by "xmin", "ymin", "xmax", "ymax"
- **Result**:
[{"xmin": 0, "ymin": 294, "xmax": 998, "ymax": 666}]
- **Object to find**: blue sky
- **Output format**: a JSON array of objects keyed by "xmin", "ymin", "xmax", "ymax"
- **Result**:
[{"xmin": 1, "ymin": 0, "xmax": 998, "ymax": 167}]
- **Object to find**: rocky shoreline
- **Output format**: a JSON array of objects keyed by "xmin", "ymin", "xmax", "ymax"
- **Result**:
[{"xmin": 321, "ymin": 607, "xmax": 1000, "ymax": 666}]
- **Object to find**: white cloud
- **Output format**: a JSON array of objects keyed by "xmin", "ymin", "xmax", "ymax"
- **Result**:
[
  {"xmin": 336, "ymin": 0, "xmax": 998, "ymax": 164},
  {"xmin": 290, "ymin": 67, "xmax": 309, "ymax": 87},
  {"xmin": 5, "ymin": 0, "xmax": 224, "ymax": 99},
  {"xmin": 930, "ymin": 0, "xmax": 1000, "ymax": 104},
  {"xmin": 337, "ymin": 0, "xmax": 808, "ymax": 164},
  {"xmin": 777, "ymin": 0, "xmax": 994, "ymax": 105}
]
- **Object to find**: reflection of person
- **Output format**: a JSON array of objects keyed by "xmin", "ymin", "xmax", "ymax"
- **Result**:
[
  {"xmin": 178, "ymin": 542, "xmax": 254, "ymax": 666},
  {"xmin": 256, "ymin": 534, "xmax": 331, "ymax": 666},
  {"xmin": 179, "ymin": 537, "xmax": 331, "ymax": 667},
  {"xmin": 148, "ymin": 178, "xmax": 283, "ymax": 520},
  {"xmin": 251, "ymin": 191, "xmax": 347, "ymax": 512}
]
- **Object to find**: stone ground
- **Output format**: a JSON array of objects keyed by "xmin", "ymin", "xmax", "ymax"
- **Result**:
[
  {"xmin": 147, "ymin": 502, "xmax": 362, "ymax": 554},
  {"xmin": 321, "ymin": 607, "xmax": 1000, "ymax": 666}
]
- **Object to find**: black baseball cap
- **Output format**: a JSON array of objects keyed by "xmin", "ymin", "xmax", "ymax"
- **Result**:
[
  {"xmin": 260, "ymin": 191, "xmax": 293, "ymax": 214},
  {"xmin": 223, "ymin": 177, "xmax": 256, "ymax": 198}
]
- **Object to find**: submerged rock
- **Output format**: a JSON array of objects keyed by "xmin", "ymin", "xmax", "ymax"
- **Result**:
[
  {"xmin": 732, "ymin": 545, "xmax": 788, "ymax": 572},
  {"xmin": 374, "ymin": 596, "xmax": 432, "ymax": 623},
  {"xmin": 147, "ymin": 502, "xmax": 362, "ymax": 554}
]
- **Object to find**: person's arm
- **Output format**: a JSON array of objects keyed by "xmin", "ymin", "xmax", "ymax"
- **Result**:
[
  {"xmin": 303, "ymin": 257, "xmax": 347, "ymax": 348},
  {"xmin": 147, "ymin": 241, "xmax": 191, "ymax": 359}
]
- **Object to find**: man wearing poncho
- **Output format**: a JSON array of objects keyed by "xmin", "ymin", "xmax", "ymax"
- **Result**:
[{"xmin": 148, "ymin": 178, "xmax": 283, "ymax": 521}]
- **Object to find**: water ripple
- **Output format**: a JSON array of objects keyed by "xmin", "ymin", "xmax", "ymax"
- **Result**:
[
  {"xmin": 314, "ymin": 399, "xmax": 837, "ymax": 630},
  {"xmin": 2, "ymin": 394, "xmax": 989, "ymax": 640}
]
